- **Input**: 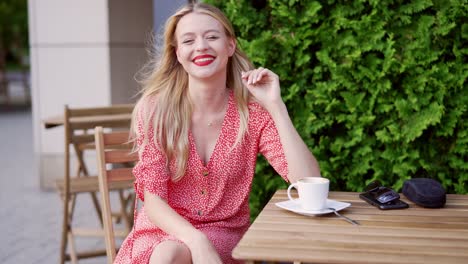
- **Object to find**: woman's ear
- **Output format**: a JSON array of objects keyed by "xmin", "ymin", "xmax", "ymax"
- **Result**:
[
  {"xmin": 174, "ymin": 47, "xmax": 182, "ymax": 64},
  {"xmin": 228, "ymin": 38, "xmax": 236, "ymax": 57},
  {"xmin": 175, "ymin": 47, "xmax": 182, "ymax": 64}
]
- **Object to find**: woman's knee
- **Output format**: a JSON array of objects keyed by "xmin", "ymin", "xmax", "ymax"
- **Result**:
[{"xmin": 150, "ymin": 240, "xmax": 191, "ymax": 264}]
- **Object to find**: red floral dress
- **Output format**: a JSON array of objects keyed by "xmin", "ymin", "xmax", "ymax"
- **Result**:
[{"xmin": 114, "ymin": 92, "xmax": 288, "ymax": 263}]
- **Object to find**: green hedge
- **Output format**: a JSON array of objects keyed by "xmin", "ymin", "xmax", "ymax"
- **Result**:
[{"xmin": 205, "ymin": 0, "xmax": 468, "ymax": 219}]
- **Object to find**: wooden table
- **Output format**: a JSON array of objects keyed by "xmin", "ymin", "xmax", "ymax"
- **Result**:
[
  {"xmin": 233, "ymin": 190, "xmax": 468, "ymax": 264},
  {"xmin": 43, "ymin": 113, "xmax": 132, "ymax": 129}
]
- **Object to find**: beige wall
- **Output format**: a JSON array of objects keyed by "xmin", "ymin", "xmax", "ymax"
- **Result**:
[
  {"xmin": 28, "ymin": 0, "xmax": 153, "ymax": 189},
  {"xmin": 108, "ymin": 0, "xmax": 154, "ymax": 104}
]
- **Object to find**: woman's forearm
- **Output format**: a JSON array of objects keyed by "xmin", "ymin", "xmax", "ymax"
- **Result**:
[
  {"xmin": 267, "ymin": 101, "xmax": 321, "ymax": 183},
  {"xmin": 143, "ymin": 190, "xmax": 202, "ymax": 246}
]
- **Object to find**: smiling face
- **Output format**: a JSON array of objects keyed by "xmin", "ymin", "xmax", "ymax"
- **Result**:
[{"xmin": 175, "ymin": 12, "xmax": 236, "ymax": 81}]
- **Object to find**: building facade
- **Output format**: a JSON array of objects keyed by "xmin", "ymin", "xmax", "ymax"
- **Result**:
[{"xmin": 28, "ymin": 0, "xmax": 186, "ymax": 189}]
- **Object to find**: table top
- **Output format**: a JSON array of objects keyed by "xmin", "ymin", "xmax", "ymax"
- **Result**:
[
  {"xmin": 43, "ymin": 113, "xmax": 132, "ymax": 129},
  {"xmin": 233, "ymin": 190, "xmax": 468, "ymax": 264}
]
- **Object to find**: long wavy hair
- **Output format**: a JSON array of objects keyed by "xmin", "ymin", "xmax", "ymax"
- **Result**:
[{"xmin": 131, "ymin": 3, "xmax": 254, "ymax": 182}]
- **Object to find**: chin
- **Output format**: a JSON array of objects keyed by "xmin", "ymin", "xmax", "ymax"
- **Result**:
[{"xmin": 189, "ymin": 69, "xmax": 225, "ymax": 80}]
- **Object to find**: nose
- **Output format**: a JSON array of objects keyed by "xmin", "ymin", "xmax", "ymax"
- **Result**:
[{"xmin": 195, "ymin": 37, "xmax": 208, "ymax": 52}]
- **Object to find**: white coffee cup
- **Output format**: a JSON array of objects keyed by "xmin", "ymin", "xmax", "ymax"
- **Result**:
[{"xmin": 287, "ymin": 177, "xmax": 330, "ymax": 211}]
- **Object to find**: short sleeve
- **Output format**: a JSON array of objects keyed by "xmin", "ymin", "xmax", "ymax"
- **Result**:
[
  {"xmin": 258, "ymin": 112, "xmax": 289, "ymax": 182},
  {"xmin": 132, "ymin": 113, "xmax": 170, "ymax": 202}
]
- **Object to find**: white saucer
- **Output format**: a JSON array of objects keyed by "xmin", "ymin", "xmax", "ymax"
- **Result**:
[{"xmin": 275, "ymin": 199, "xmax": 351, "ymax": 216}]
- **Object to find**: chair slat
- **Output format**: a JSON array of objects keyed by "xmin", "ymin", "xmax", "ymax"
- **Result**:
[
  {"xmin": 70, "ymin": 134, "xmax": 95, "ymax": 144},
  {"xmin": 102, "ymin": 130, "xmax": 133, "ymax": 145},
  {"xmin": 70, "ymin": 119, "xmax": 131, "ymax": 130},
  {"xmin": 106, "ymin": 168, "xmax": 135, "ymax": 182},
  {"xmin": 68, "ymin": 104, "xmax": 134, "ymax": 117},
  {"xmin": 104, "ymin": 150, "xmax": 139, "ymax": 164}
]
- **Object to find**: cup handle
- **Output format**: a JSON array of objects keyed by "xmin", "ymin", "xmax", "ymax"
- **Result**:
[{"xmin": 287, "ymin": 183, "xmax": 299, "ymax": 201}]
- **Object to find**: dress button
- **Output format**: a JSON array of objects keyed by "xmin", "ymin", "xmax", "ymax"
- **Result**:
[
  {"xmin": 202, "ymin": 170, "xmax": 209, "ymax": 176},
  {"xmin": 201, "ymin": 190, "xmax": 206, "ymax": 195},
  {"xmin": 197, "ymin": 210, "xmax": 203, "ymax": 216}
]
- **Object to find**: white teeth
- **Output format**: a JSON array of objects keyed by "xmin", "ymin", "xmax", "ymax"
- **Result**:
[{"xmin": 194, "ymin": 57, "xmax": 214, "ymax": 63}]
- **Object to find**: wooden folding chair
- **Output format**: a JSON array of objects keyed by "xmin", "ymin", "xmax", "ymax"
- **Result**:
[
  {"xmin": 95, "ymin": 127, "xmax": 138, "ymax": 263},
  {"xmin": 56, "ymin": 104, "xmax": 135, "ymax": 264}
]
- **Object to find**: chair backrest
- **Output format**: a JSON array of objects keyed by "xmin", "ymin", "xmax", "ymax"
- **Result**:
[
  {"xmin": 95, "ymin": 126, "xmax": 138, "ymax": 263},
  {"xmin": 62, "ymin": 104, "xmax": 133, "ymax": 192},
  {"xmin": 64, "ymin": 104, "xmax": 133, "ymax": 150}
]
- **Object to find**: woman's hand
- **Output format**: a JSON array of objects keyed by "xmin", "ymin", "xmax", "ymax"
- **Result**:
[
  {"xmin": 144, "ymin": 191, "xmax": 222, "ymax": 263},
  {"xmin": 187, "ymin": 231, "xmax": 222, "ymax": 264},
  {"xmin": 241, "ymin": 67, "xmax": 284, "ymax": 111}
]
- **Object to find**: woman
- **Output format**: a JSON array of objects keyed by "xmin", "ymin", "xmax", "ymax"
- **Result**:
[{"xmin": 117, "ymin": 2, "xmax": 321, "ymax": 264}]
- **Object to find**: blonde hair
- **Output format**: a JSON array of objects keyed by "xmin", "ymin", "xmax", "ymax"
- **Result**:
[{"xmin": 131, "ymin": 3, "xmax": 253, "ymax": 182}]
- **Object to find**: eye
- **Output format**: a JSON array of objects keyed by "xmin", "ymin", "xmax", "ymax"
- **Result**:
[
  {"xmin": 206, "ymin": 35, "xmax": 219, "ymax": 40},
  {"xmin": 181, "ymin": 39, "xmax": 194, "ymax": 45}
]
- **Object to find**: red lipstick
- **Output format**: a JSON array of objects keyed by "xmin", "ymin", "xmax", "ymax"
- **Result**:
[{"xmin": 193, "ymin": 55, "xmax": 215, "ymax": 66}]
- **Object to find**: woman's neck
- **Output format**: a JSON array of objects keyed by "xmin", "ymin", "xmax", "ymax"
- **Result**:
[{"xmin": 188, "ymin": 75, "xmax": 229, "ymax": 113}]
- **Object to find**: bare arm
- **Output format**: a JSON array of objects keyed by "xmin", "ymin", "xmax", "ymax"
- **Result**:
[
  {"xmin": 144, "ymin": 190, "xmax": 198, "ymax": 243},
  {"xmin": 144, "ymin": 190, "xmax": 222, "ymax": 263},
  {"xmin": 242, "ymin": 68, "xmax": 321, "ymax": 183},
  {"xmin": 267, "ymin": 101, "xmax": 321, "ymax": 183}
]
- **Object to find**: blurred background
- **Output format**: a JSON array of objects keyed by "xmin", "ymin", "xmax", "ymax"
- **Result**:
[
  {"xmin": 0, "ymin": 0, "xmax": 30, "ymax": 110},
  {"xmin": 0, "ymin": 1, "xmax": 189, "ymax": 263}
]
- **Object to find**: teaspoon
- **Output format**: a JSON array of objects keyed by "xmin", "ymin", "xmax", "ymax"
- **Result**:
[{"xmin": 328, "ymin": 207, "xmax": 360, "ymax": 226}]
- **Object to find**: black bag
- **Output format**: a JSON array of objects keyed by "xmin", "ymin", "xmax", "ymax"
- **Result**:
[{"xmin": 402, "ymin": 178, "xmax": 446, "ymax": 208}]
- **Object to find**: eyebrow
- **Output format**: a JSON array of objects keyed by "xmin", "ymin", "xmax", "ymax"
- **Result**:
[{"xmin": 179, "ymin": 29, "xmax": 222, "ymax": 38}]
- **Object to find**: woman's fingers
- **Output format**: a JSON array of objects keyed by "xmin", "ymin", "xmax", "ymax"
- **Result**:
[
  {"xmin": 255, "ymin": 68, "xmax": 269, "ymax": 83},
  {"xmin": 242, "ymin": 67, "xmax": 271, "ymax": 85},
  {"xmin": 250, "ymin": 67, "xmax": 264, "ymax": 84},
  {"xmin": 241, "ymin": 70, "xmax": 255, "ymax": 85}
]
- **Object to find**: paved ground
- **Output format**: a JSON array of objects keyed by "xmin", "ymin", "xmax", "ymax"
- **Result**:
[{"xmin": 0, "ymin": 109, "xmax": 109, "ymax": 263}]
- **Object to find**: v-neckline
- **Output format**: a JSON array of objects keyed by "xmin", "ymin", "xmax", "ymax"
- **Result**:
[{"xmin": 189, "ymin": 91, "xmax": 232, "ymax": 168}]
